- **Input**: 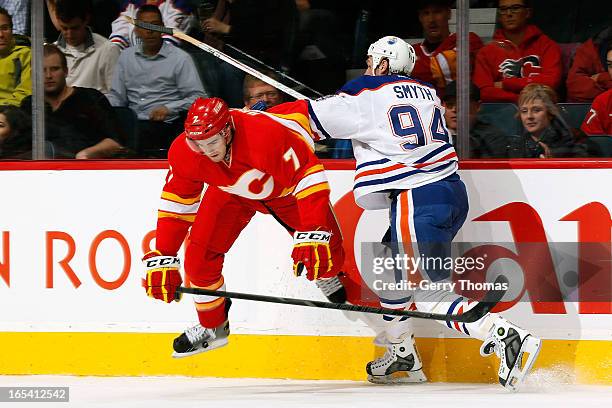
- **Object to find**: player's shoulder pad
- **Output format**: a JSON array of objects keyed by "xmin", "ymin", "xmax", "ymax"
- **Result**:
[
  {"xmin": 339, "ymin": 75, "xmax": 434, "ymax": 96},
  {"xmin": 167, "ymin": 134, "xmax": 194, "ymax": 165},
  {"xmin": 265, "ymin": 100, "xmax": 309, "ymax": 115}
]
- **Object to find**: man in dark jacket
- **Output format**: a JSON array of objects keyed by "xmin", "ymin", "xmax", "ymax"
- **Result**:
[{"xmin": 21, "ymin": 44, "xmax": 124, "ymax": 158}]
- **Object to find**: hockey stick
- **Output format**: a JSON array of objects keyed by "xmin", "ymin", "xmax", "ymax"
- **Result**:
[
  {"xmin": 223, "ymin": 43, "xmax": 324, "ymax": 97},
  {"xmin": 124, "ymin": 16, "xmax": 309, "ymax": 100},
  {"xmin": 176, "ymin": 275, "xmax": 507, "ymax": 323}
]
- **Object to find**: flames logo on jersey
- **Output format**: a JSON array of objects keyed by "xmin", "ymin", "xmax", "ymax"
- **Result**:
[
  {"xmin": 218, "ymin": 169, "xmax": 275, "ymax": 200},
  {"xmin": 498, "ymin": 55, "xmax": 541, "ymax": 78}
]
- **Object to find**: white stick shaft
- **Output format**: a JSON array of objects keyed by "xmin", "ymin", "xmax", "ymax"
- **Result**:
[{"xmin": 173, "ymin": 31, "xmax": 309, "ymax": 101}]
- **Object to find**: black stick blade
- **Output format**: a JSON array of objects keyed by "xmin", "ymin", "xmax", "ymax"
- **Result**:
[
  {"xmin": 175, "ymin": 274, "xmax": 509, "ymax": 323},
  {"xmin": 452, "ymin": 275, "xmax": 509, "ymax": 323}
]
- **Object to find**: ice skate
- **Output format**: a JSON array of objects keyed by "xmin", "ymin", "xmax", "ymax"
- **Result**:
[
  {"xmin": 480, "ymin": 317, "xmax": 542, "ymax": 391},
  {"xmin": 172, "ymin": 320, "xmax": 230, "ymax": 358},
  {"xmin": 366, "ymin": 332, "xmax": 427, "ymax": 384},
  {"xmin": 316, "ymin": 275, "xmax": 347, "ymax": 304}
]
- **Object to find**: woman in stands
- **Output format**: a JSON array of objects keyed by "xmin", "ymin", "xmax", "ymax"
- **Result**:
[
  {"xmin": 513, "ymin": 83, "xmax": 587, "ymax": 158},
  {"xmin": 0, "ymin": 105, "xmax": 32, "ymax": 159}
]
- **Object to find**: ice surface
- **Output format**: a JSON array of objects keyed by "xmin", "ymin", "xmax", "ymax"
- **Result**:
[{"xmin": 0, "ymin": 375, "xmax": 610, "ymax": 408}]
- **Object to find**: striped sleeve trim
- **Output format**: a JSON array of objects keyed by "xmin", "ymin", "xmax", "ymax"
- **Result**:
[
  {"xmin": 295, "ymin": 182, "xmax": 330, "ymax": 200},
  {"xmin": 268, "ymin": 112, "xmax": 313, "ymax": 138},
  {"xmin": 109, "ymin": 35, "xmax": 128, "ymax": 49},
  {"xmin": 159, "ymin": 199, "xmax": 200, "ymax": 216},
  {"xmin": 303, "ymin": 164, "xmax": 325, "ymax": 177},
  {"xmin": 159, "ymin": 191, "xmax": 201, "ymax": 217},
  {"xmin": 261, "ymin": 112, "xmax": 315, "ymax": 148},
  {"xmin": 294, "ymin": 168, "xmax": 328, "ymax": 196},
  {"xmin": 157, "ymin": 210, "xmax": 196, "ymax": 223},
  {"xmin": 161, "ymin": 191, "xmax": 201, "ymax": 205}
]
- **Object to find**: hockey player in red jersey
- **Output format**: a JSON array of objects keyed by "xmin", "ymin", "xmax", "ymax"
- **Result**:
[{"xmin": 142, "ymin": 97, "xmax": 346, "ymax": 357}]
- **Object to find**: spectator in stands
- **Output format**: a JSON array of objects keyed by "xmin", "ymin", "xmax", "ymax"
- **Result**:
[
  {"xmin": 107, "ymin": 5, "xmax": 206, "ymax": 157},
  {"xmin": 581, "ymin": 89, "xmax": 612, "ymax": 136},
  {"xmin": 473, "ymin": 0, "xmax": 562, "ymax": 103},
  {"xmin": 21, "ymin": 44, "xmax": 124, "ymax": 159},
  {"xmin": 46, "ymin": 0, "xmax": 121, "ymax": 95},
  {"xmin": 567, "ymin": 26, "xmax": 612, "ymax": 103},
  {"xmin": 581, "ymin": 46, "xmax": 612, "ymax": 135},
  {"xmin": 0, "ymin": 1, "xmax": 28, "ymax": 36},
  {"xmin": 411, "ymin": 0, "xmax": 484, "ymax": 95},
  {"xmin": 109, "ymin": 0, "xmax": 194, "ymax": 49},
  {"xmin": 196, "ymin": 0, "xmax": 298, "ymax": 107},
  {"xmin": 0, "ymin": 105, "xmax": 31, "ymax": 159},
  {"xmin": 514, "ymin": 84, "xmax": 586, "ymax": 158},
  {"xmin": 442, "ymin": 81, "xmax": 511, "ymax": 158},
  {"xmin": 0, "ymin": 7, "xmax": 31, "ymax": 107},
  {"xmin": 243, "ymin": 73, "xmax": 284, "ymax": 109},
  {"xmin": 292, "ymin": 0, "xmax": 347, "ymax": 94},
  {"xmin": 90, "ymin": 0, "xmax": 120, "ymax": 38},
  {"xmin": 201, "ymin": 0, "xmax": 298, "ymax": 72}
]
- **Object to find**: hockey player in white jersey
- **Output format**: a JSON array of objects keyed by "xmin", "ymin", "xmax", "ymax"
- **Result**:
[{"xmin": 271, "ymin": 36, "xmax": 541, "ymax": 391}]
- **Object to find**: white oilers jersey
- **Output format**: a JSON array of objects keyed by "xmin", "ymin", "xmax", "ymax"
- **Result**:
[{"xmin": 308, "ymin": 74, "xmax": 458, "ymax": 210}]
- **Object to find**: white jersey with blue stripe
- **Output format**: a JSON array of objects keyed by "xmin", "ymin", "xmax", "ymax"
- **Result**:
[{"xmin": 308, "ymin": 74, "xmax": 458, "ymax": 210}]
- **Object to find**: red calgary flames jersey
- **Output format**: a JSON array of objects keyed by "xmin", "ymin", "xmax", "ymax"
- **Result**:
[
  {"xmin": 473, "ymin": 25, "xmax": 562, "ymax": 103},
  {"xmin": 581, "ymin": 89, "xmax": 612, "ymax": 135},
  {"xmin": 155, "ymin": 109, "xmax": 331, "ymax": 255}
]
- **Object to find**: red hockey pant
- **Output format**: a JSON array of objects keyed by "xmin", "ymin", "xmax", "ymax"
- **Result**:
[{"xmin": 184, "ymin": 186, "xmax": 345, "ymax": 328}]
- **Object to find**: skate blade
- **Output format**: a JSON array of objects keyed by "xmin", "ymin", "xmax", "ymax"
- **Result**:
[
  {"xmin": 502, "ymin": 335, "xmax": 542, "ymax": 392},
  {"xmin": 172, "ymin": 338, "xmax": 229, "ymax": 359},
  {"xmin": 368, "ymin": 369, "xmax": 428, "ymax": 384}
]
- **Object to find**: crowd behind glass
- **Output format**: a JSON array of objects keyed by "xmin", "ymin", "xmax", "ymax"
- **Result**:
[{"xmin": 0, "ymin": 0, "xmax": 610, "ymax": 160}]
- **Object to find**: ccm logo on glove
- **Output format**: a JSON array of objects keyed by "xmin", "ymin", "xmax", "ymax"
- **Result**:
[
  {"xmin": 144, "ymin": 256, "xmax": 180, "ymax": 268},
  {"xmin": 291, "ymin": 229, "xmax": 333, "ymax": 280},
  {"xmin": 142, "ymin": 251, "xmax": 183, "ymax": 303},
  {"xmin": 294, "ymin": 231, "xmax": 331, "ymax": 243}
]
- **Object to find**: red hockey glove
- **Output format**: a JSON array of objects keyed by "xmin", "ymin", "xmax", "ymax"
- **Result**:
[
  {"xmin": 142, "ymin": 250, "xmax": 183, "ymax": 303},
  {"xmin": 291, "ymin": 229, "xmax": 333, "ymax": 280}
]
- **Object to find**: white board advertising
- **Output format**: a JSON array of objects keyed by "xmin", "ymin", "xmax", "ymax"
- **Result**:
[{"xmin": 0, "ymin": 164, "xmax": 610, "ymax": 341}]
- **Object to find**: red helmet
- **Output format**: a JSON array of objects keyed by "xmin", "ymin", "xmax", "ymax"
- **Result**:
[{"xmin": 184, "ymin": 97, "xmax": 231, "ymax": 140}]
